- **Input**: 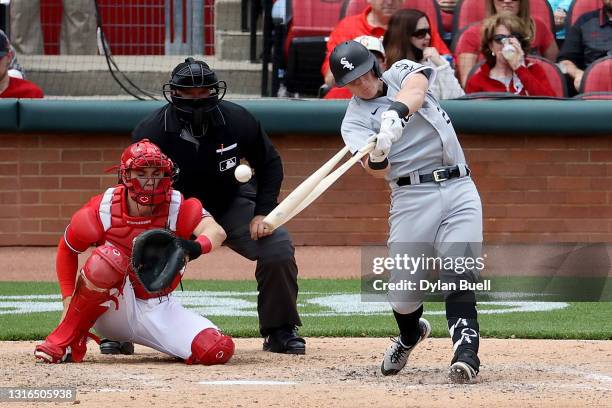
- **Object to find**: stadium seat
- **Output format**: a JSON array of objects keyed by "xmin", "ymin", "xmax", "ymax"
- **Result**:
[
  {"xmin": 283, "ymin": 0, "xmax": 346, "ymax": 95},
  {"xmin": 527, "ymin": 55, "xmax": 567, "ymax": 97},
  {"xmin": 579, "ymin": 56, "xmax": 612, "ymax": 94},
  {"xmin": 285, "ymin": 36, "xmax": 328, "ymax": 96},
  {"xmin": 339, "ymin": 0, "xmax": 445, "ymax": 38},
  {"xmin": 453, "ymin": 0, "xmax": 554, "ymax": 37},
  {"xmin": 288, "ymin": 0, "xmax": 346, "ymax": 39},
  {"xmin": 566, "ymin": 0, "xmax": 601, "ymax": 28},
  {"xmin": 465, "ymin": 55, "xmax": 567, "ymax": 97}
]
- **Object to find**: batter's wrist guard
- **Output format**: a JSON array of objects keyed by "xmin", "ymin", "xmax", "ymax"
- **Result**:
[
  {"xmin": 388, "ymin": 101, "xmax": 410, "ymax": 119},
  {"xmin": 368, "ymin": 157, "xmax": 389, "ymax": 170}
]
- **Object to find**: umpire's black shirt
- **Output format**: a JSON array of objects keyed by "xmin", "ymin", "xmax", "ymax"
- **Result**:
[{"xmin": 132, "ymin": 101, "xmax": 283, "ymax": 218}]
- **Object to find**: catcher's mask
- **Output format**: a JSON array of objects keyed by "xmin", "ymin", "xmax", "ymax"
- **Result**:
[
  {"xmin": 119, "ymin": 139, "xmax": 176, "ymax": 206},
  {"xmin": 163, "ymin": 57, "xmax": 227, "ymax": 134}
]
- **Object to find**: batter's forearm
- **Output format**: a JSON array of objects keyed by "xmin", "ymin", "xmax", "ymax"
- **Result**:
[{"xmin": 394, "ymin": 74, "xmax": 429, "ymax": 115}]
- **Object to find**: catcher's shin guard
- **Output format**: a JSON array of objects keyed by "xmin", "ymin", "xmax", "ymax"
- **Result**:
[
  {"xmin": 186, "ymin": 328, "xmax": 235, "ymax": 365},
  {"xmin": 35, "ymin": 246, "xmax": 128, "ymax": 363}
]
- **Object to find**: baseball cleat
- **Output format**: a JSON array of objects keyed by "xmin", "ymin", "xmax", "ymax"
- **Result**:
[
  {"xmin": 100, "ymin": 339, "xmax": 135, "ymax": 355},
  {"xmin": 448, "ymin": 348, "xmax": 480, "ymax": 384},
  {"xmin": 381, "ymin": 318, "xmax": 431, "ymax": 376},
  {"xmin": 34, "ymin": 343, "xmax": 70, "ymax": 364}
]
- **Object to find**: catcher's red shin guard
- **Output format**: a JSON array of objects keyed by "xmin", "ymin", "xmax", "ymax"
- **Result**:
[
  {"xmin": 186, "ymin": 328, "xmax": 235, "ymax": 365},
  {"xmin": 35, "ymin": 246, "xmax": 128, "ymax": 364}
]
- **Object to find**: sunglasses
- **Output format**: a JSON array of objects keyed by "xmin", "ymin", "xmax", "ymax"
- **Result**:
[
  {"xmin": 411, "ymin": 28, "xmax": 431, "ymax": 39},
  {"xmin": 492, "ymin": 33, "xmax": 522, "ymax": 44}
]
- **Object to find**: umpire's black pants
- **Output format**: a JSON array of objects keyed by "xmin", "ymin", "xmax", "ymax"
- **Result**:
[{"xmin": 216, "ymin": 186, "xmax": 301, "ymax": 336}]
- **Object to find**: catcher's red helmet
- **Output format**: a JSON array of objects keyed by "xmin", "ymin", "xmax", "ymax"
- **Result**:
[{"xmin": 119, "ymin": 139, "xmax": 176, "ymax": 206}]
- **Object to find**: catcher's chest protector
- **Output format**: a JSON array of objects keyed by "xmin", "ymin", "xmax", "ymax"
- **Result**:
[{"xmin": 98, "ymin": 186, "xmax": 183, "ymax": 299}]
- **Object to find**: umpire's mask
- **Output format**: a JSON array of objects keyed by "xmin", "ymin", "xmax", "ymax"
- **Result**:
[{"xmin": 163, "ymin": 57, "xmax": 227, "ymax": 136}]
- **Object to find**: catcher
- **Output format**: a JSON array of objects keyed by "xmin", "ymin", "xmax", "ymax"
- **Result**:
[{"xmin": 34, "ymin": 139, "xmax": 234, "ymax": 365}]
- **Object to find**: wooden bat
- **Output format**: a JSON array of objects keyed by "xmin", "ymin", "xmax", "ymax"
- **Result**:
[
  {"xmin": 264, "ymin": 141, "xmax": 376, "ymax": 231},
  {"xmin": 262, "ymin": 145, "xmax": 351, "ymax": 230}
]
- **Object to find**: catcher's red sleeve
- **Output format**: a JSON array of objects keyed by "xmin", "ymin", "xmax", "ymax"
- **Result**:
[
  {"xmin": 176, "ymin": 197, "xmax": 207, "ymax": 238},
  {"xmin": 57, "ymin": 202, "xmax": 105, "ymax": 298},
  {"xmin": 56, "ymin": 238, "xmax": 79, "ymax": 298}
]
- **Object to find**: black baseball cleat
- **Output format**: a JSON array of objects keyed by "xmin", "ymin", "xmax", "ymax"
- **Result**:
[
  {"xmin": 263, "ymin": 327, "xmax": 306, "ymax": 355},
  {"xmin": 99, "ymin": 339, "xmax": 135, "ymax": 355},
  {"xmin": 448, "ymin": 348, "xmax": 480, "ymax": 384}
]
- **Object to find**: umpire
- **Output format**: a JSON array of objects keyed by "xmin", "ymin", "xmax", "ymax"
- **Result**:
[{"xmin": 105, "ymin": 57, "xmax": 304, "ymax": 355}]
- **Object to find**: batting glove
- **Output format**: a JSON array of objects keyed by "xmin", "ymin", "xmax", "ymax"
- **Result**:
[
  {"xmin": 367, "ymin": 134, "xmax": 392, "ymax": 163},
  {"xmin": 379, "ymin": 110, "xmax": 405, "ymax": 143}
]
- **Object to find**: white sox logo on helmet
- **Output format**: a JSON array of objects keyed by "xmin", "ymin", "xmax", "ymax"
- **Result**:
[{"xmin": 340, "ymin": 57, "xmax": 355, "ymax": 71}]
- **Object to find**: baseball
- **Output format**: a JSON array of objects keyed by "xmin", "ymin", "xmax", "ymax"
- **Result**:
[{"xmin": 234, "ymin": 164, "xmax": 252, "ymax": 183}]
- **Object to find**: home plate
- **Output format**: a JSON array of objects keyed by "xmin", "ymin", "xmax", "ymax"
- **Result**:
[{"xmin": 199, "ymin": 380, "xmax": 297, "ymax": 386}]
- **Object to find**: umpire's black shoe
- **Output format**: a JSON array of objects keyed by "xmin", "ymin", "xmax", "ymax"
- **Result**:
[
  {"xmin": 100, "ymin": 339, "xmax": 135, "ymax": 355},
  {"xmin": 263, "ymin": 327, "xmax": 306, "ymax": 355}
]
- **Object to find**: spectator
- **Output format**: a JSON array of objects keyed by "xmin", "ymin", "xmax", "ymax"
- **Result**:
[
  {"xmin": 0, "ymin": 30, "xmax": 25, "ymax": 79},
  {"xmin": 323, "ymin": 35, "xmax": 387, "ymax": 99},
  {"xmin": 384, "ymin": 9, "xmax": 465, "ymax": 99},
  {"xmin": 558, "ymin": 0, "xmax": 612, "ymax": 93},
  {"xmin": 455, "ymin": 0, "xmax": 558, "ymax": 87},
  {"xmin": 0, "ymin": 31, "xmax": 43, "ymax": 98},
  {"xmin": 438, "ymin": 0, "xmax": 458, "ymax": 33},
  {"xmin": 548, "ymin": 0, "xmax": 573, "ymax": 38},
  {"xmin": 321, "ymin": 0, "xmax": 450, "ymax": 87},
  {"xmin": 10, "ymin": 0, "xmax": 98, "ymax": 55},
  {"xmin": 465, "ymin": 14, "xmax": 556, "ymax": 96}
]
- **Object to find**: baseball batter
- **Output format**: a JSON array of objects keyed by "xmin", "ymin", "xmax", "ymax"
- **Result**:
[
  {"xmin": 34, "ymin": 140, "xmax": 234, "ymax": 365},
  {"xmin": 330, "ymin": 41, "xmax": 482, "ymax": 383}
]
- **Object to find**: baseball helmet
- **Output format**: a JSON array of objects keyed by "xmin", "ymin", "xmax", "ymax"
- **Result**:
[
  {"xmin": 330, "ymin": 41, "xmax": 381, "ymax": 87},
  {"xmin": 119, "ymin": 139, "xmax": 177, "ymax": 206},
  {"xmin": 162, "ymin": 57, "xmax": 227, "ymax": 114}
]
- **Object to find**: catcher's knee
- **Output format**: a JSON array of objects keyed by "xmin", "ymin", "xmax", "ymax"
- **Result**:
[
  {"xmin": 186, "ymin": 328, "xmax": 234, "ymax": 365},
  {"xmin": 81, "ymin": 245, "xmax": 128, "ymax": 290}
]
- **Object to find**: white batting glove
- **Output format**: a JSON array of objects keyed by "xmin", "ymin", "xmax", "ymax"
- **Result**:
[
  {"xmin": 379, "ymin": 110, "xmax": 405, "ymax": 143},
  {"xmin": 367, "ymin": 134, "xmax": 391, "ymax": 163}
]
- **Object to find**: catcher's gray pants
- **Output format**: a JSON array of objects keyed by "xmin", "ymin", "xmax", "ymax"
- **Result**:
[
  {"xmin": 216, "ymin": 185, "xmax": 301, "ymax": 336},
  {"xmin": 387, "ymin": 176, "xmax": 483, "ymax": 314}
]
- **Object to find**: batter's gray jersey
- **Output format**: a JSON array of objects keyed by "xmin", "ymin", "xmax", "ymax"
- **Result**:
[{"xmin": 340, "ymin": 60, "xmax": 467, "ymax": 183}]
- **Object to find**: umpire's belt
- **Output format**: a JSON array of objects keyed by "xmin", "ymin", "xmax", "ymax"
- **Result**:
[{"xmin": 397, "ymin": 165, "xmax": 470, "ymax": 186}]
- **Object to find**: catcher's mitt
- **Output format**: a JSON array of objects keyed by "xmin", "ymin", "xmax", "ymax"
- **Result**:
[{"xmin": 131, "ymin": 229, "xmax": 186, "ymax": 293}]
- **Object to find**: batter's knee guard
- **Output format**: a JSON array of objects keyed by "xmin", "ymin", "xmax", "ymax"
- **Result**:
[
  {"xmin": 35, "ymin": 246, "xmax": 128, "ymax": 364},
  {"xmin": 186, "ymin": 328, "xmax": 235, "ymax": 365}
]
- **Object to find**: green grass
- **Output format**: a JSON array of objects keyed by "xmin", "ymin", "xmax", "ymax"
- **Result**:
[{"xmin": 0, "ymin": 279, "xmax": 611, "ymax": 340}]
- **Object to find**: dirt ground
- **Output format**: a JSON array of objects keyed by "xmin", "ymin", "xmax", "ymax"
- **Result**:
[
  {"xmin": 1, "ymin": 339, "xmax": 611, "ymax": 407},
  {"xmin": 1, "ymin": 246, "xmax": 611, "ymax": 407}
]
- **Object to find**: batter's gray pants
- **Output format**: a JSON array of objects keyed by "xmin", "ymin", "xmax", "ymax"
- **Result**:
[{"xmin": 387, "ymin": 176, "xmax": 483, "ymax": 314}]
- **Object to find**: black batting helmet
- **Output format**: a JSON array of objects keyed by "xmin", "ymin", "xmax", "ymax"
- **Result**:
[
  {"xmin": 162, "ymin": 57, "xmax": 227, "ymax": 113},
  {"xmin": 329, "ymin": 41, "xmax": 381, "ymax": 87}
]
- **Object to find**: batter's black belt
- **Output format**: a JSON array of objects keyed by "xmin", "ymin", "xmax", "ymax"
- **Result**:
[{"xmin": 397, "ymin": 165, "xmax": 469, "ymax": 186}]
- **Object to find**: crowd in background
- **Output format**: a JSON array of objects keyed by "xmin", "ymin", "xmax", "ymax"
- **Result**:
[
  {"xmin": 1, "ymin": 0, "xmax": 611, "ymax": 99},
  {"xmin": 318, "ymin": 0, "xmax": 611, "ymax": 99}
]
